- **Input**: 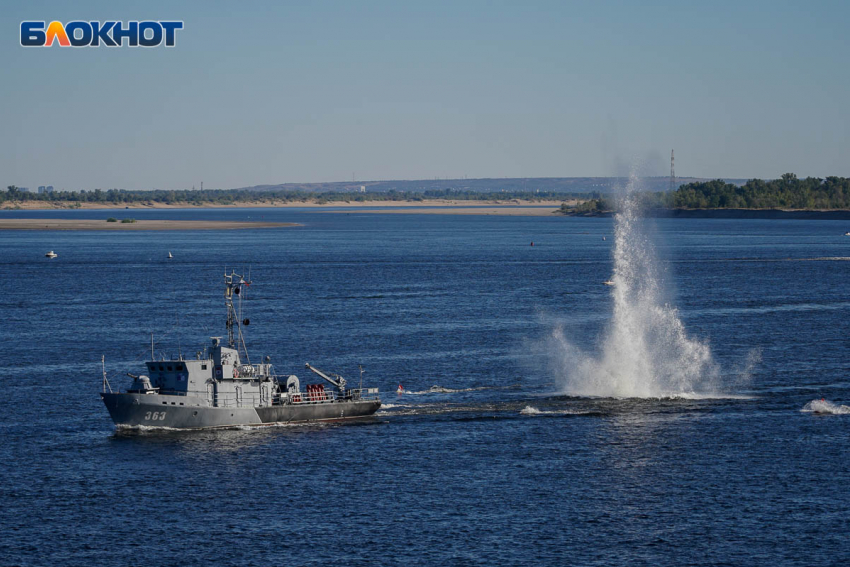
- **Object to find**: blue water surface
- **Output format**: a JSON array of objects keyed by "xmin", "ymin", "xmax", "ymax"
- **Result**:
[{"xmin": 1, "ymin": 209, "xmax": 848, "ymax": 566}]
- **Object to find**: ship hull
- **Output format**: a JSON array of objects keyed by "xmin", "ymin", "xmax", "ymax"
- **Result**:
[{"xmin": 101, "ymin": 392, "xmax": 381, "ymax": 429}]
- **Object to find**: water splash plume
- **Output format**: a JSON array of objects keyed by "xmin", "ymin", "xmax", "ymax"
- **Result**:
[{"xmin": 551, "ymin": 174, "xmax": 724, "ymax": 398}]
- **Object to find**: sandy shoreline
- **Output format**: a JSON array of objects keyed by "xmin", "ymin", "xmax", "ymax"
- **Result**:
[
  {"xmin": 325, "ymin": 206, "xmax": 563, "ymax": 216},
  {"xmin": 2, "ymin": 199, "xmax": 573, "ymax": 211},
  {"xmin": 0, "ymin": 219, "xmax": 299, "ymax": 231}
]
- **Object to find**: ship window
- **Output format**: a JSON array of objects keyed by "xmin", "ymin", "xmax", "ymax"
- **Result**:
[
  {"xmin": 179, "ymin": 403, "xmax": 184, "ymax": 406},
  {"xmin": 162, "ymin": 402, "xmax": 167, "ymax": 405},
  {"xmin": 177, "ymin": 364, "xmax": 183, "ymax": 370},
  {"xmin": 159, "ymin": 366, "xmax": 164, "ymax": 371},
  {"xmin": 167, "ymin": 366, "xmax": 173, "ymax": 371},
  {"xmin": 201, "ymin": 364, "xmax": 207, "ymax": 370}
]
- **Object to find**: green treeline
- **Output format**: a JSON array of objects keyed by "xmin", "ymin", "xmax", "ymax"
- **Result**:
[
  {"xmin": 561, "ymin": 174, "xmax": 850, "ymax": 214},
  {"xmin": 564, "ymin": 198, "xmax": 613, "ymax": 214},
  {"xmin": 1, "ymin": 186, "xmax": 585, "ymax": 206},
  {"xmin": 673, "ymin": 174, "xmax": 850, "ymax": 209}
]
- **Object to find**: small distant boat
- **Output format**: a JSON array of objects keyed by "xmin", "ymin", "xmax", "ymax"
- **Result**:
[
  {"xmin": 45, "ymin": 251, "xmax": 58, "ymax": 259},
  {"xmin": 397, "ymin": 384, "xmax": 404, "ymax": 395},
  {"xmin": 167, "ymin": 252, "xmax": 173, "ymax": 259},
  {"xmin": 602, "ymin": 280, "xmax": 615, "ymax": 286},
  {"xmin": 844, "ymin": 232, "xmax": 850, "ymax": 236}
]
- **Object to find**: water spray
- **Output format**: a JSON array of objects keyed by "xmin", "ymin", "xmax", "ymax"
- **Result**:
[{"xmin": 552, "ymin": 173, "xmax": 720, "ymax": 398}]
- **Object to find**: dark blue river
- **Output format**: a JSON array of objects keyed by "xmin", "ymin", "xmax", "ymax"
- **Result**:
[{"xmin": 1, "ymin": 208, "xmax": 849, "ymax": 566}]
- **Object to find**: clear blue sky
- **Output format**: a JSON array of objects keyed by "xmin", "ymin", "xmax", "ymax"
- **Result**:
[{"xmin": 3, "ymin": 0, "xmax": 848, "ymax": 191}]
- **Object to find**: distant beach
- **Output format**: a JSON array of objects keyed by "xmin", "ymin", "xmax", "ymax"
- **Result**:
[
  {"xmin": 0, "ymin": 219, "xmax": 299, "ymax": 230},
  {"xmin": 325, "ymin": 206, "xmax": 563, "ymax": 216},
  {"xmin": 1, "ymin": 198, "xmax": 574, "ymax": 211}
]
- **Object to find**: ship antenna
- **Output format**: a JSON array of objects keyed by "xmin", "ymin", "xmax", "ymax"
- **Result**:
[
  {"xmin": 102, "ymin": 355, "xmax": 112, "ymax": 393},
  {"xmin": 176, "ymin": 312, "xmax": 183, "ymax": 360},
  {"xmin": 225, "ymin": 271, "xmax": 235, "ymax": 349},
  {"xmin": 224, "ymin": 269, "xmax": 251, "ymax": 364},
  {"xmin": 238, "ymin": 272, "xmax": 251, "ymax": 364}
]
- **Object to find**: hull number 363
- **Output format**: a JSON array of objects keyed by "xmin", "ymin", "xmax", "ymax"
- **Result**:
[{"xmin": 144, "ymin": 411, "xmax": 167, "ymax": 421}]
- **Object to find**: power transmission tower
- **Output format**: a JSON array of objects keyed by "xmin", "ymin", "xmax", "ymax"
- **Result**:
[{"xmin": 669, "ymin": 150, "xmax": 675, "ymax": 192}]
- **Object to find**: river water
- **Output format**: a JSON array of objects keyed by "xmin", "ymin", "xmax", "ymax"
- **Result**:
[{"xmin": 1, "ymin": 208, "xmax": 848, "ymax": 566}]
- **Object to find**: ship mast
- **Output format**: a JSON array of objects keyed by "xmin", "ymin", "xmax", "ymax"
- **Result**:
[{"xmin": 224, "ymin": 270, "xmax": 251, "ymax": 364}]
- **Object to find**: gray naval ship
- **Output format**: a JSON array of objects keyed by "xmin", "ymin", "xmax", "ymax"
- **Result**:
[{"xmin": 101, "ymin": 271, "xmax": 381, "ymax": 429}]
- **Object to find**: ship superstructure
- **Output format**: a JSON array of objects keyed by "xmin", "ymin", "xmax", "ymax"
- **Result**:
[{"xmin": 100, "ymin": 271, "xmax": 381, "ymax": 429}]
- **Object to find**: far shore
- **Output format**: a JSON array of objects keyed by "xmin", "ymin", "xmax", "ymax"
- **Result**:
[
  {"xmin": 6, "ymin": 199, "xmax": 848, "ymax": 220},
  {"xmin": 326, "ymin": 206, "xmax": 563, "ymax": 216},
  {"xmin": 562, "ymin": 208, "xmax": 850, "ymax": 220},
  {"xmin": 0, "ymin": 219, "xmax": 299, "ymax": 231},
  {"xmin": 659, "ymin": 208, "xmax": 850, "ymax": 220},
  {"xmin": 1, "ymin": 198, "xmax": 574, "ymax": 211}
]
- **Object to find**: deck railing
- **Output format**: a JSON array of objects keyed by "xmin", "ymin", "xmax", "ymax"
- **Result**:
[
  {"xmin": 347, "ymin": 388, "xmax": 381, "ymax": 401},
  {"xmin": 164, "ymin": 386, "xmax": 380, "ymax": 408},
  {"xmin": 273, "ymin": 388, "xmax": 380, "ymax": 406},
  {"xmin": 213, "ymin": 392, "xmax": 265, "ymax": 408}
]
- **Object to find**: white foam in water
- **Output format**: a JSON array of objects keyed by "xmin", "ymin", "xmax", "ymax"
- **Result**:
[
  {"xmin": 519, "ymin": 405, "xmax": 592, "ymax": 416},
  {"xmin": 405, "ymin": 385, "xmax": 491, "ymax": 395},
  {"xmin": 116, "ymin": 424, "xmax": 185, "ymax": 432},
  {"xmin": 116, "ymin": 421, "xmax": 321, "ymax": 433},
  {"xmin": 378, "ymin": 403, "xmax": 415, "ymax": 411},
  {"xmin": 801, "ymin": 399, "xmax": 850, "ymax": 415},
  {"xmin": 550, "ymin": 174, "xmax": 750, "ymax": 398}
]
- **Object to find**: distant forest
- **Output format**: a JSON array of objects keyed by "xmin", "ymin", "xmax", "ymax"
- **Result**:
[
  {"xmin": 672, "ymin": 174, "xmax": 850, "ymax": 209},
  {"xmin": 0, "ymin": 186, "xmax": 590, "ymax": 206},
  {"xmin": 5, "ymin": 174, "xmax": 850, "ymax": 210},
  {"xmin": 565, "ymin": 174, "xmax": 850, "ymax": 213}
]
